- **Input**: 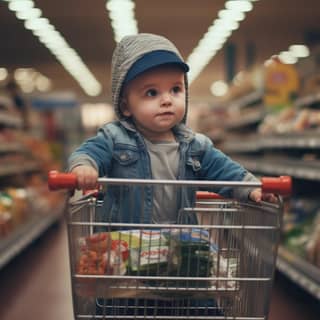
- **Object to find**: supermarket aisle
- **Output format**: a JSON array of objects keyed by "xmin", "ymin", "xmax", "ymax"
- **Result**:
[
  {"xmin": 0, "ymin": 219, "xmax": 73, "ymax": 320},
  {"xmin": 0, "ymin": 219, "xmax": 319, "ymax": 320}
]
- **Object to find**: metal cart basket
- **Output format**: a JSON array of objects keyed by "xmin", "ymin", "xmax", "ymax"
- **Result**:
[{"xmin": 49, "ymin": 172, "xmax": 291, "ymax": 320}]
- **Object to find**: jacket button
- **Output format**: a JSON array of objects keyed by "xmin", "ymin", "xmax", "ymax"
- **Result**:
[{"xmin": 120, "ymin": 153, "xmax": 128, "ymax": 160}]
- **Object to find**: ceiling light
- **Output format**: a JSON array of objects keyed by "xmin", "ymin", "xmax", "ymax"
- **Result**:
[
  {"xmin": 8, "ymin": 0, "xmax": 34, "ymax": 12},
  {"xmin": 225, "ymin": 0, "xmax": 253, "ymax": 12},
  {"xmin": 106, "ymin": 0, "xmax": 138, "ymax": 42},
  {"xmin": 215, "ymin": 18, "xmax": 240, "ymax": 31},
  {"xmin": 188, "ymin": 0, "xmax": 258, "ymax": 84},
  {"xmin": 24, "ymin": 17, "xmax": 51, "ymax": 31},
  {"xmin": 14, "ymin": 68, "xmax": 31, "ymax": 82},
  {"xmin": 16, "ymin": 7, "xmax": 41, "ymax": 20},
  {"xmin": 278, "ymin": 51, "xmax": 298, "ymax": 64},
  {"xmin": 4, "ymin": 0, "xmax": 102, "ymax": 96},
  {"xmin": 218, "ymin": 9, "xmax": 245, "ymax": 22},
  {"xmin": 210, "ymin": 81, "xmax": 228, "ymax": 97},
  {"xmin": 35, "ymin": 75, "xmax": 52, "ymax": 92},
  {"xmin": 0, "ymin": 68, "xmax": 8, "ymax": 81},
  {"xmin": 289, "ymin": 44, "xmax": 310, "ymax": 58}
]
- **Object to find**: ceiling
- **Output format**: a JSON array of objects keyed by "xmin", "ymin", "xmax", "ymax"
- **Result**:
[{"xmin": 1, "ymin": 0, "xmax": 320, "ymax": 104}]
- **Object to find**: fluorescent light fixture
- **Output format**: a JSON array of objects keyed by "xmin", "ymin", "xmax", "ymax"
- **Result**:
[
  {"xmin": 279, "ymin": 51, "xmax": 298, "ymax": 64},
  {"xmin": 5, "ymin": 0, "xmax": 102, "ymax": 96},
  {"xmin": 8, "ymin": 0, "xmax": 34, "ymax": 12},
  {"xmin": 188, "ymin": 0, "xmax": 258, "ymax": 84},
  {"xmin": 215, "ymin": 18, "xmax": 240, "ymax": 31},
  {"xmin": 218, "ymin": 9, "xmax": 245, "ymax": 22},
  {"xmin": 289, "ymin": 44, "xmax": 310, "ymax": 58},
  {"xmin": 0, "ymin": 68, "xmax": 8, "ymax": 81},
  {"xmin": 24, "ymin": 17, "xmax": 50, "ymax": 31},
  {"xmin": 14, "ymin": 68, "xmax": 31, "ymax": 82},
  {"xmin": 14, "ymin": 68, "xmax": 52, "ymax": 92},
  {"xmin": 225, "ymin": 0, "xmax": 253, "ymax": 12},
  {"xmin": 35, "ymin": 75, "xmax": 52, "ymax": 92},
  {"xmin": 210, "ymin": 80, "xmax": 228, "ymax": 97},
  {"xmin": 16, "ymin": 8, "xmax": 41, "ymax": 20},
  {"xmin": 267, "ymin": 44, "xmax": 310, "ymax": 65},
  {"xmin": 106, "ymin": 0, "xmax": 138, "ymax": 43}
]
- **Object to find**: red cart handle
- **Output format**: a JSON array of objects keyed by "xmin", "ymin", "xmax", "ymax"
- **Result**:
[
  {"xmin": 196, "ymin": 176, "xmax": 292, "ymax": 199},
  {"xmin": 48, "ymin": 170, "xmax": 77, "ymax": 190},
  {"xmin": 261, "ymin": 175, "xmax": 292, "ymax": 196}
]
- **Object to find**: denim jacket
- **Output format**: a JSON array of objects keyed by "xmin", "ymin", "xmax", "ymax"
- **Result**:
[{"xmin": 68, "ymin": 120, "xmax": 256, "ymax": 224}]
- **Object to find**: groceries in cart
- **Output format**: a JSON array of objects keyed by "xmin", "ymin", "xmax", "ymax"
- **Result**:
[{"xmin": 75, "ymin": 228, "xmax": 238, "ymax": 295}]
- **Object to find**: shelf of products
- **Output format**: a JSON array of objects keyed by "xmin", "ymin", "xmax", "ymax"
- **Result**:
[
  {"xmin": 0, "ymin": 95, "xmax": 66, "ymax": 269},
  {"xmin": 224, "ymin": 140, "xmax": 320, "ymax": 301},
  {"xmin": 0, "ymin": 111, "xmax": 23, "ymax": 128},
  {"xmin": 294, "ymin": 92, "xmax": 320, "ymax": 108},
  {"xmin": 216, "ymin": 65, "xmax": 320, "ymax": 300},
  {"xmin": 228, "ymin": 89, "xmax": 264, "ymax": 110},
  {"xmin": 233, "ymin": 157, "xmax": 320, "ymax": 181},
  {"xmin": 223, "ymin": 131, "xmax": 320, "ymax": 153},
  {"xmin": 225, "ymin": 109, "xmax": 265, "ymax": 130}
]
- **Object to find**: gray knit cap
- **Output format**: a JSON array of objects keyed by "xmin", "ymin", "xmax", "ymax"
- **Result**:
[{"xmin": 111, "ymin": 33, "xmax": 189, "ymax": 123}]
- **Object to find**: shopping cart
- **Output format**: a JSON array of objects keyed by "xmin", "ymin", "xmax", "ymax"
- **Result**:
[{"xmin": 48, "ymin": 171, "xmax": 291, "ymax": 319}]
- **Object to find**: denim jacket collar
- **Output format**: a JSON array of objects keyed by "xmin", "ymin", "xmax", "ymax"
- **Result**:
[{"xmin": 119, "ymin": 119, "xmax": 195, "ymax": 143}]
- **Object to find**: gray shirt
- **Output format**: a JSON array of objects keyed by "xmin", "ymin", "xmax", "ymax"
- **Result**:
[{"xmin": 144, "ymin": 138, "xmax": 180, "ymax": 223}]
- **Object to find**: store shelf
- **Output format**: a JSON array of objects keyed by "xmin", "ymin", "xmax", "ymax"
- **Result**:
[
  {"xmin": 0, "ymin": 212, "xmax": 62, "ymax": 269},
  {"xmin": 229, "ymin": 90, "xmax": 263, "ymax": 110},
  {"xmin": 223, "ymin": 131, "xmax": 320, "ymax": 153},
  {"xmin": 0, "ymin": 143, "xmax": 25, "ymax": 153},
  {"xmin": 0, "ymin": 112, "xmax": 22, "ymax": 128},
  {"xmin": 223, "ymin": 139, "xmax": 260, "ymax": 153},
  {"xmin": 235, "ymin": 157, "xmax": 320, "ymax": 181},
  {"xmin": 226, "ymin": 109, "xmax": 265, "ymax": 130},
  {"xmin": 261, "ymin": 132, "xmax": 320, "ymax": 149},
  {"xmin": 294, "ymin": 92, "xmax": 320, "ymax": 108},
  {"xmin": 277, "ymin": 245, "xmax": 320, "ymax": 300},
  {"xmin": 0, "ymin": 162, "xmax": 40, "ymax": 177}
]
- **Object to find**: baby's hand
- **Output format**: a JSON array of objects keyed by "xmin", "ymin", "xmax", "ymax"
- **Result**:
[
  {"xmin": 249, "ymin": 188, "xmax": 278, "ymax": 203},
  {"xmin": 71, "ymin": 165, "xmax": 98, "ymax": 190}
]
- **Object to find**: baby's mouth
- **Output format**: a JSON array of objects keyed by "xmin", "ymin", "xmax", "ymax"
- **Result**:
[{"xmin": 158, "ymin": 112, "xmax": 174, "ymax": 116}]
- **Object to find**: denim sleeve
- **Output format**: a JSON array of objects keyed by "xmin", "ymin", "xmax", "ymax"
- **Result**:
[
  {"xmin": 199, "ymin": 135, "xmax": 258, "ymax": 199},
  {"xmin": 67, "ymin": 128, "xmax": 114, "ymax": 177}
]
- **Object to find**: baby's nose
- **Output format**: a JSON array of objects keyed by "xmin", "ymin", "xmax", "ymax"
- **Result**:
[{"xmin": 160, "ymin": 93, "xmax": 172, "ymax": 105}]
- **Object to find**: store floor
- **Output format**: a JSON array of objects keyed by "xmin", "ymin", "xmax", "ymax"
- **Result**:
[{"xmin": 0, "ymin": 219, "xmax": 319, "ymax": 320}]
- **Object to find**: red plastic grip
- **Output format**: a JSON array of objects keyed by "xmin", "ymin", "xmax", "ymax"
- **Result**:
[
  {"xmin": 48, "ymin": 170, "xmax": 77, "ymax": 190},
  {"xmin": 196, "ymin": 191, "xmax": 223, "ymax": 199},
  {"xmin": 261, "ymin": 176, "xmax": 292, "ymax": 196}
]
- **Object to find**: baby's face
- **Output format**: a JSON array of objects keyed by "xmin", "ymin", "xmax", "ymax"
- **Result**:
[{"xmin": 122, "ymin": 65, "xmax": 186, "ymax": 141}]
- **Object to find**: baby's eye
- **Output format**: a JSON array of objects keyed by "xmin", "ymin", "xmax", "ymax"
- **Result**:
[
  {"xmin": 172, "ymin": 86, "xmax": 182, "ymax": 94},
  {"xmin": 146, "ymin": 89, "xmax": 158, "ymax": 97}
]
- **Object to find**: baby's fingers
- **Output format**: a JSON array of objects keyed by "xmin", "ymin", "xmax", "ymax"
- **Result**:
[
  {"xmin": 72, "ymin": 166, "xmax": 98, "ymax": 190},
  {"xmin": 262, "ymin": 193, "xmax": 278, "ymax": 203}
]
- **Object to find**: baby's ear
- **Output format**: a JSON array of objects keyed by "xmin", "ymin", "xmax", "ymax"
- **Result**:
[{"xmin": 120, "ymin": 98, "xmax": 131, "ymax": 117}]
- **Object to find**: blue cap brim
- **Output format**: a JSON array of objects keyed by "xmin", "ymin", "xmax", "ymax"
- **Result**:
[{"xmin": 124, "ymin": 50, "xmax": 189, "ymax": 84}]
